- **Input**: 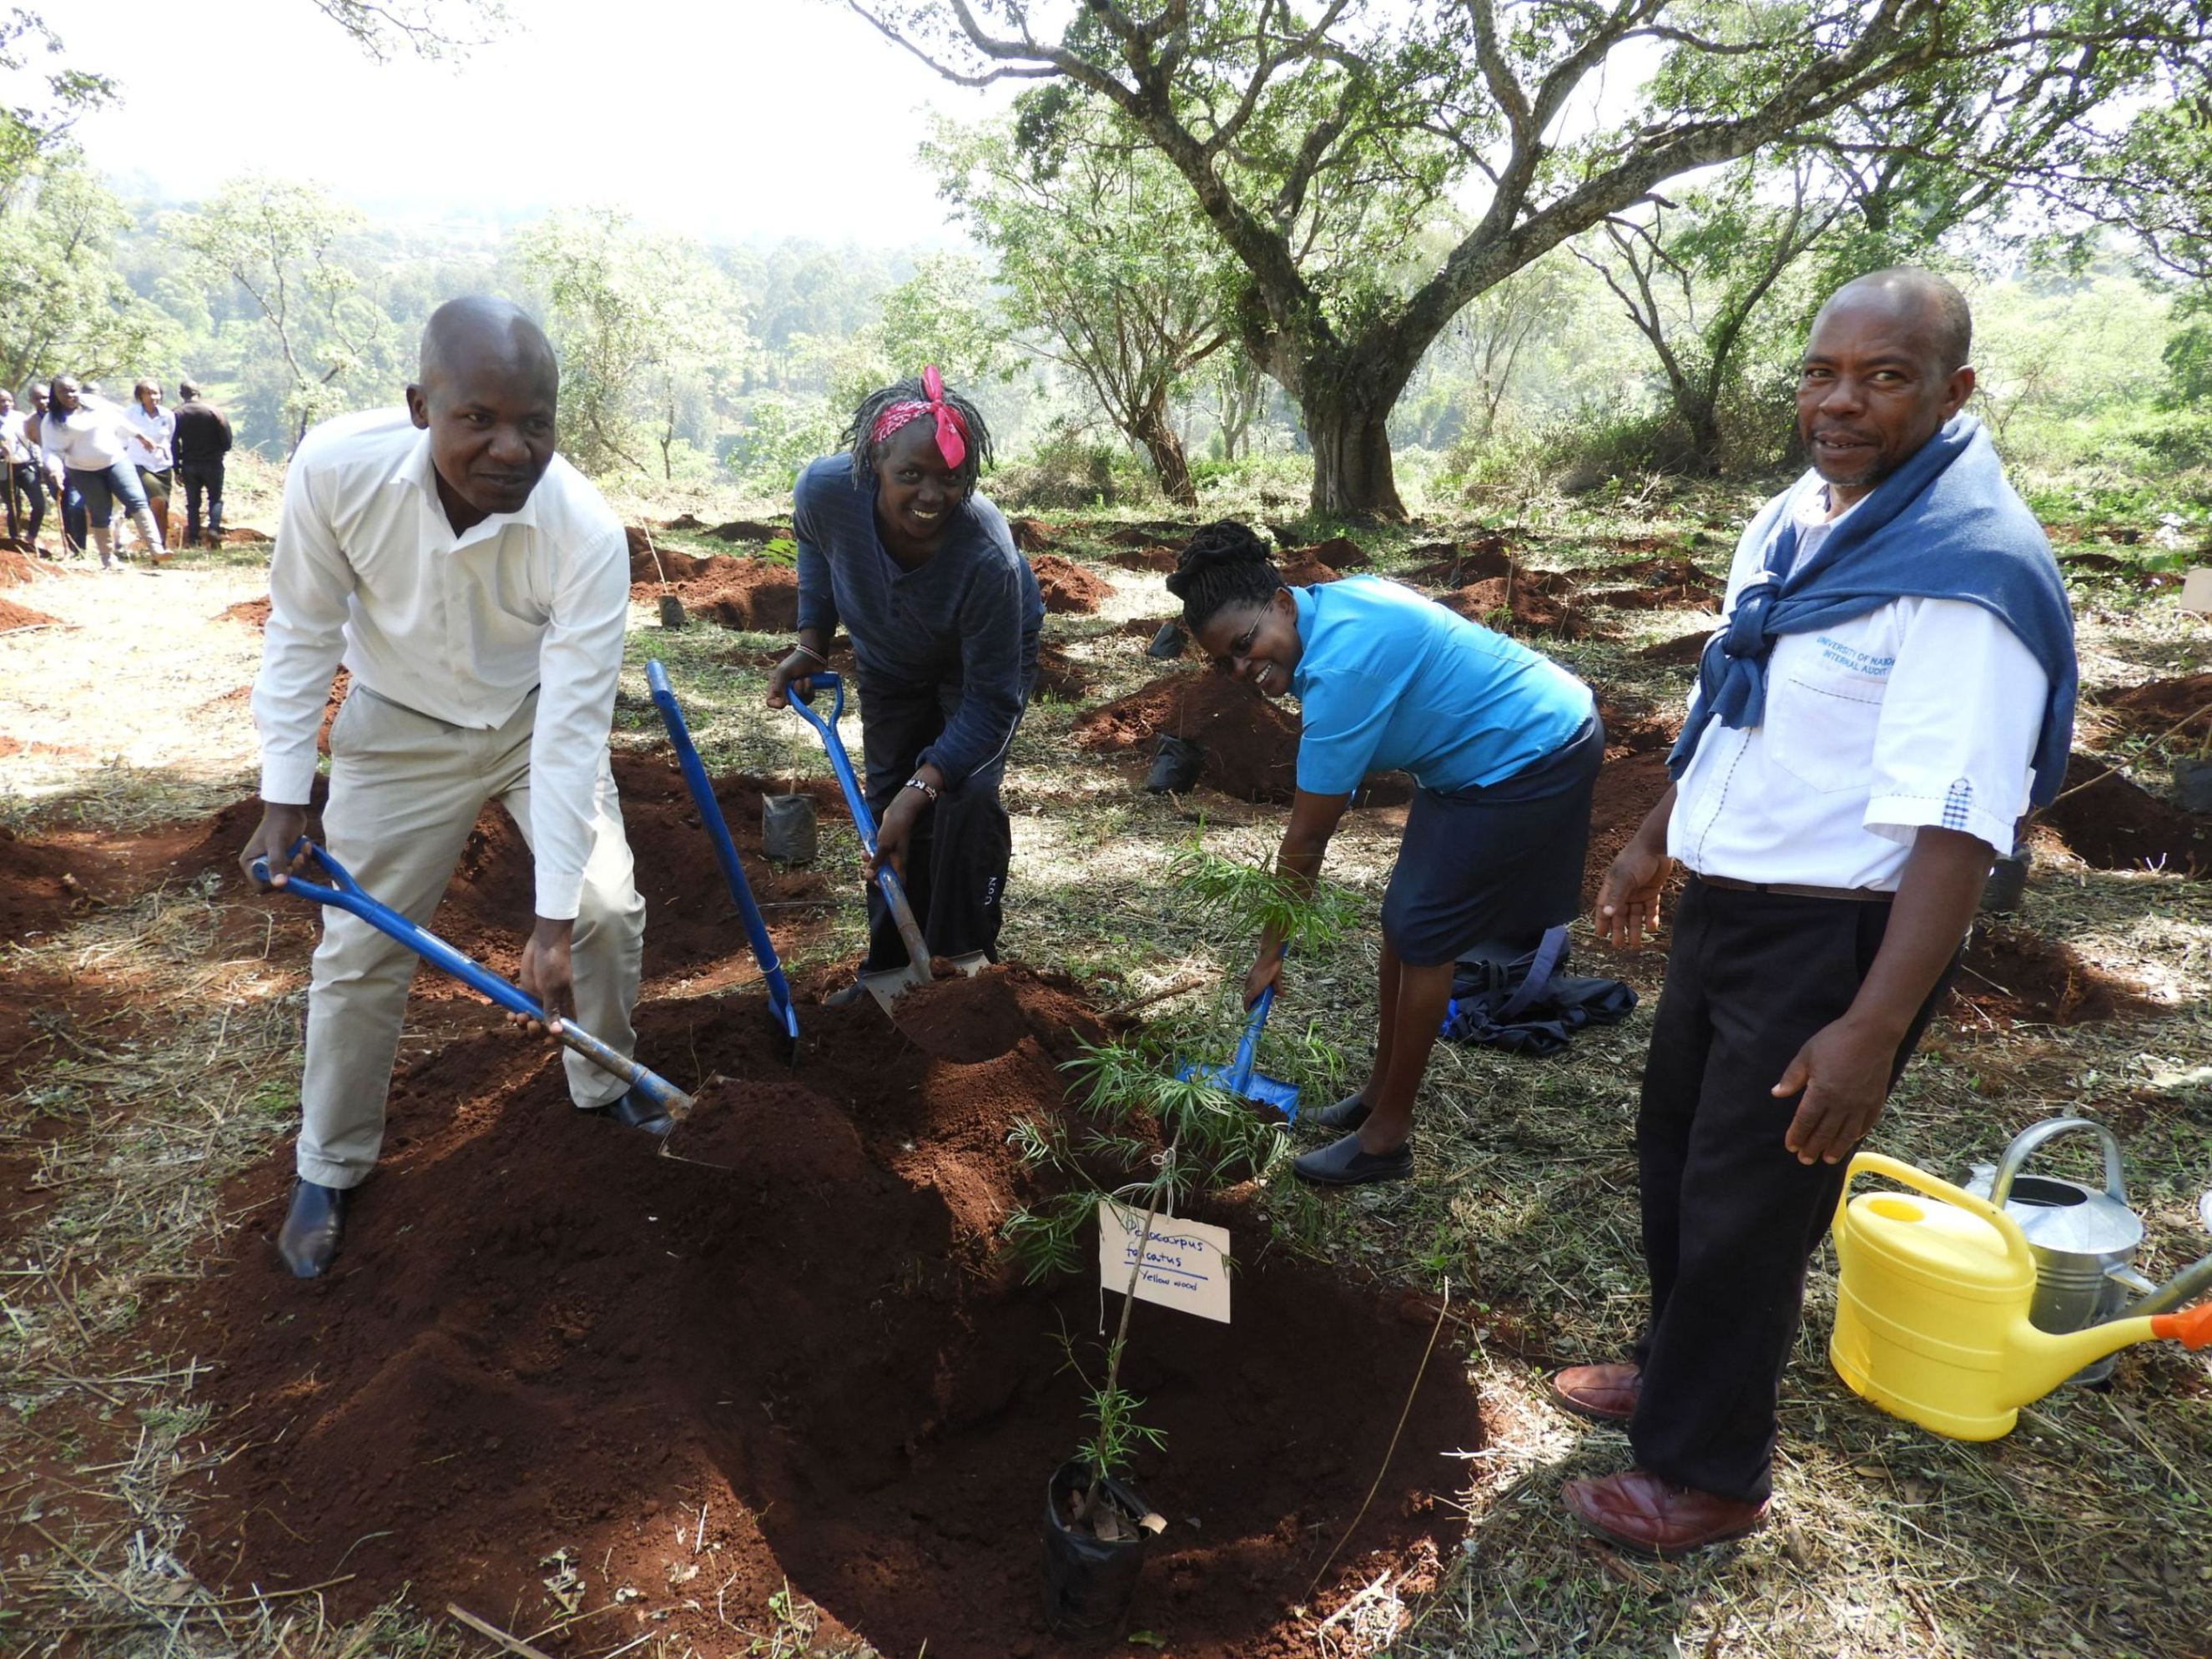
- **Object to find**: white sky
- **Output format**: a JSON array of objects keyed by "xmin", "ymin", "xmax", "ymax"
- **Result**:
[{"xmin": 57, "ymin": 0, "xmax": 1018, "ymax": 246}]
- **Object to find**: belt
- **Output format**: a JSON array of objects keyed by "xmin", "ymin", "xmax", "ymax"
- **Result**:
[{"xmin": 1691, "ymin": 872, "xmax": 1894, "ymax": 903}]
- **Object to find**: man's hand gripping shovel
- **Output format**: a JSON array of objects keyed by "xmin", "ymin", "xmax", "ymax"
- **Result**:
[
  {"xmin": 781, "ymin": 672, "xmax": 986, "ymax": 1016},
  {"xmin": 254, "ymin": 841, "xmax": 694, "ymax": 1120}
]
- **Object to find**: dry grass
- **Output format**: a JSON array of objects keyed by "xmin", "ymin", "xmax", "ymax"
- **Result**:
[{"xmin": 2, "ymin": 492, "xmax": 2207, "ymax": 1659}]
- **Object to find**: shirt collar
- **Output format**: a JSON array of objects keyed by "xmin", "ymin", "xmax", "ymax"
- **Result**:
[{"xmin": 388, "ymin": 425, "xmax": 545, "ymax": 547}]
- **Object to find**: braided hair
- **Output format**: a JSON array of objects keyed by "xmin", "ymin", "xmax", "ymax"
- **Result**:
[
  {"xmin": 843, "ymin": 375, "xmax": 993, "ymax": 499},
  {"xmin": 1165, "ymin": 520, "xmax": 1285, "ymax": 632}
]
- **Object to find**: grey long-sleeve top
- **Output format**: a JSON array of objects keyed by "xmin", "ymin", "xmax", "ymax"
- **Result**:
[{"xmin": 793, "ymin": 456, "xmax": 1042, "ymax": 789}]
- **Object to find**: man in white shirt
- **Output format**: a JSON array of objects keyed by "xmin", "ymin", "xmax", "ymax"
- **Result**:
[
  {"xmin": 38, "ymin": 376, "xmax": 164, "ymax": 567},
  {"xmin": 242, "ymin": 296, "xmax": 654, "ymax": 1280},
  {"xmin": 1557, "ymin": 269, "xmax": 2075, "ymax": 1555}
]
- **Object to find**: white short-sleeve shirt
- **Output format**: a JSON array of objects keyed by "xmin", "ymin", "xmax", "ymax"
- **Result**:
[{"xmin": 1669, "ymin": 471, "xmax": 2048, "ymax": 889}]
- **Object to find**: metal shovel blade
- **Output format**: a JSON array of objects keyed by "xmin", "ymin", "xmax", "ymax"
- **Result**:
[
  {"xmin": 1178, "ymin": 1059, "xmax": 1301, "ymax": 1120},
  {"xmin": 859, "ymin": 949, "xmax": 988, "ymax": 1015}
]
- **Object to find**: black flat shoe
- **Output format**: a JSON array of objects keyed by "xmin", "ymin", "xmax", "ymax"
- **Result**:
[
  {"xmin": 1305, "ymin": 1092, "xmax": 1371, "ymax": 1132},
  {"xmin": 277, "ymin": 1178, "xmax": 349, "ymax": 1278},
  {"xmin": 1292, "ymin": 1132, "xmax": 1413, "ymax": 1187},
  {"xmin": 584, "ymin": 1086, "xmax": 676, "ymax": 1137}
]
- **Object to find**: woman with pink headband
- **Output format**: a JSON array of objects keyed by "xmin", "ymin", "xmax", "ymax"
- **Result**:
[{"xmin": 768, "ymin": 370, "xmax": 1044, "ymax": 1005}]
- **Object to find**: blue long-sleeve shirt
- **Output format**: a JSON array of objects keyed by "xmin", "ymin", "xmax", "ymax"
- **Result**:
[{"xmin": 793, "ymin": 456, "xmax": 1043, "ymax": 788}]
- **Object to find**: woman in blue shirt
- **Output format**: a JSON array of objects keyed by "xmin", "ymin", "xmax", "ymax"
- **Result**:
[{"xmin": 1166, "ymin": 522, "xmax": 1602, "ymax": 1185}]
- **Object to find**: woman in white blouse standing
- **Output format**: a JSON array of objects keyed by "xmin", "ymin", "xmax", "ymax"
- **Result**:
[{"xmin": 124, "ymin": 381, "xmax": 177, "ymax": 552}]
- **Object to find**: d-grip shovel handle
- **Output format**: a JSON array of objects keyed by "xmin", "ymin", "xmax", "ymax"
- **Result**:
[
  {"xmin": 253, "ymin": 841, "xmax": 693, "ymax": 1117},
  {"xmin": 781, "ymin": 671, "xmax": 935, "ymax": 976},
  {"xmin": 1842, "ymin": 1152, "xmax": 2037, "ymax": 1278}
]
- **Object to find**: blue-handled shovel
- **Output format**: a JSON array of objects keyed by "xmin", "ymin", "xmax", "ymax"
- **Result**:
[
  {"xmin": 254, "ymin": 841, "xmax": 694, "ymax": 1120},
  {"xmin": 1177, "ymin": 952, "xmax": 1301, "ymax": 1119},
  {"xmin": 782, "ymin": 671, "xmax": 986, "ymax": 1015},
  {"xmin": 645, "ymin": 659, "xmax": 799, "ymax": 1057}
]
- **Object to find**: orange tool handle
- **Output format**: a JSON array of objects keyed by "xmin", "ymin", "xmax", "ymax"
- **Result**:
[{"xmin": 2152, "ymin": 1301, "xmax": 2212, "ymax": 1350}]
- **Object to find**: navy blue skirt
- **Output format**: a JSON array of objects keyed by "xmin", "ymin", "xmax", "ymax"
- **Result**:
[{"xmin": 1378, "ymin": 715, "xmax": 1604, "ymax": 966}]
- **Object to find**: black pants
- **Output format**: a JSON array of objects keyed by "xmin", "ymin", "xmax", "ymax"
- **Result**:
[
  {"xmin": 179, "ymin": 459, "xmax": 224, "ymax": 543},
  {"xmin": 1628, "ymin": 877, "xmax": 1957, "ymax": 1504},
  {"xmin": 5, "ymin": 463, "xmax": 43, "ymax": 545},
  {"xmin": 857, "ymin": 674, "xmax": 1025, "ymax": 971}
]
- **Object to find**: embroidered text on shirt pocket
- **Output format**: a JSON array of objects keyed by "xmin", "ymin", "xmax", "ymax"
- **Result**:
[{"xmin": 1768, "ymin": 666, "xmax": 1887, "ymax": 794}]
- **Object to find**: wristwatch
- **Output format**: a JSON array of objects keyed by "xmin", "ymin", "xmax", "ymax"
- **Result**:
[{"xmin": 902, "ymin": 775, "xmax": 940, "ymax": 804}]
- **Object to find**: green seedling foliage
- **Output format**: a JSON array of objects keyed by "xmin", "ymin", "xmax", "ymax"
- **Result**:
[{"xmin": 1166, "ymin": 841, "xmax": 1358, "ymax": 955}]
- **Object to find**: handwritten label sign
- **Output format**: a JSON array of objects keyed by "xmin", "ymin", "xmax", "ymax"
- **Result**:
[
  {"xmin": 1098, "ymin": 1202, "xmax": 1231, "ymax": 1324},
  {"xmin": 2181, "ymin": 567, "xmax": 2212, "ymax": 615}
]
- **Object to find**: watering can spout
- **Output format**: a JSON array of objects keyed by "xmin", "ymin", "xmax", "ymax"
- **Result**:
[{"xmin": 2007, "ymin": 1304, "xmax": 2209, "ymax": 1404}]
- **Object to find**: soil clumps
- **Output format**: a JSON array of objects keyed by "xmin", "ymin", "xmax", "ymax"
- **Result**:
[
  {"xmin": 1032, "ymin": 642, "xmax": 1091, "ymax": 702},
  {"xmin": 1010, "ymin": 517, "xmax": 1056, "ymax": 552},
  {"xmin": 1437, "ymin": 575, "xmax": 1593, "ymax": 639},
  {"xmin": 0, "ymin": 545, "xmax": 48, "ymax": 587},
  {"xmin": 1951, "ymin": 924, "xmax": 2153, "ymax": 1026},
  {"xmin": 1104, "ymin": 521, "xmax": 1191, "ymax": 547},
  {"xmin": 1580, "ymin": 749, "xmax": 1674, "ymax": 912},
  {"xmin": 708, "ymin": 518, "xmax": 789, "ymax": 544},
  {"xmin": 1403, "ymin": 536, "xmax": 1516, "ymax": 587},
  {"xmin": 219, "ymin": 597, "xmax": 271, "ymax": 628},
  {"xmin": 157, "ymin": 967, "xmax": 1484, "ymax": 1659},
  {"xmin": 0, "ymin": 595, "xmax": 60, "ymax": 631},
  {"xmin": 1074, "ymin": 672, "xmax": 1303, "ymax": 801},
  {"xmin": 1028, "ymin": 552, "xmax": 1114, "ymax": 614},
  {"xmin": 1107, "ymin": 544, "xmax": 1181, "ymax": 573},
  {"xmin": 2038, "ymin": 755, "xmax": 2210, "ymax": 877},
  {"xmin": 1296, "ymin": 537, "xmax": 1369, "ymax": 570},
  {"xmin": 635, "ymin": 553, "xmax": 799, "ymax": 633},
  {"xmin": 1277, "ymin": 557, "xmax": 1343, "ymax": 587},
  {"xmin": 1640, "ymin": 630, "xmax": 1713, "ymax": 665},
  {"xmin": 2094, "ymin": 673, "xmax": 2212, "ymax": 748}
]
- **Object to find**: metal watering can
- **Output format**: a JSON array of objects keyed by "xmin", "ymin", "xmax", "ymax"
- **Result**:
[
  {"xmin": 1963, "ymin": 1117, "xmax": 2212, "ymax": 1384},
  {"xmin": 1830, "ymin": 1153, "xmax": 2212, "ymax": 1441}
]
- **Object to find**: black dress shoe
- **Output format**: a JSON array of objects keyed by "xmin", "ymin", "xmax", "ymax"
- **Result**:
[
  {"xmin": 583, "ymin": 1086, "xmax": 675, "ymax": 1136},
  {"xmin": 1305, "ymin": 1092, "xmax": 1372, "ymax": 1132},
  {"xmin": 277, "ymin": 1179, "xmax": 349, "ymax": 1278},
  {"xmin": 1292, "ymin": 1132, "xmax": 1413, "ymax": 1187}
]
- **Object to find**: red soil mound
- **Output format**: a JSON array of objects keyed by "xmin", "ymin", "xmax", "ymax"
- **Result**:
[
  {"xmin": 1437, "ymin": 577, "xmax": 1592, "ymax": 639},
  {"xmin": 1010, "ymin": 517, "xmax": 1056, "ymax": 552},
  {"xmin": 625, "ymin": 529, "xmax": 723, "ymax": 587},
  {"xmin": 0, "ymin": 545, "xmax": 47, "ymax": 587},
  {"xmin": 1105, "ymin": 520, "xmax": 1192, "ymax": 547},
  {"xmin": 1403, "ymin": 536, "xmax": 1517, "ymax": 586},
  {"xmin": 2096, "ymin": 673, "xmax": 2212, "ymax": 746},
  {"xmin": 219, "ymin": 597, "xmax": 270, "ymax": 628},
  {"xmin": 1639, "ymin": 630, "xmax": 1713, "ymax": 665},
  {"xmin": 1029, "ymin": 552, "xmax": 1114, "ymax": 614},
  {"xmin": 1950, "ymin": 923, "xmax": 2152, "ymax": 1026},
  {"xmin": 156, "ymin": 968, "xmax": 1483, "ymax": 1659},
  {"xmin": 1074, "ymin": 672, "xmax": 1303, "ymax": 801},
  {"xmin": 1297, "ymin": 536, "xmax": 1369, "ymax": 570},
  {"xmin": 1071, "ymin": 671, "xmax": 1411, "ymax": 804},
  {"xmin": 709, "ymin": 518, "xmax": 789, "ymax": 544},
  {"xmin": 1580, "ymin": 749, "xmax": 1675, "ymax": 915},
  {"xmin": 0, "ymin": 826, "xmax": 115, "ymax": 940},
  {"xmin": 1108, "ymin": 544, "xmax": 1181, "ymax": 573},
  {"xmin": 1277, "ymin": 557, "xmax": 1343, "ymax": 587},
  {"xmin": 2038, "ymin": 755, "xmax": 2211, "ymax": 878},
  {"xmin": 0, "ymin": 595, "xmax": 60, "ymax": 631},
  {"xmin": 660, "ymin": 557, "xmax": 800, "ymax": 632}
]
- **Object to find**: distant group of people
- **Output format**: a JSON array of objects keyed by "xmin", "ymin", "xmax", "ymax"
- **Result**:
[{"xmin": 0, "ymin": 377, "xmax": 234, "ymax": 567}]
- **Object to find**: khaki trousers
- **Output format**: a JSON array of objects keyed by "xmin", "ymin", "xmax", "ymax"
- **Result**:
[{"xmin": 295, "ymin": 685, "xmax": 646, "ymax": 1188}]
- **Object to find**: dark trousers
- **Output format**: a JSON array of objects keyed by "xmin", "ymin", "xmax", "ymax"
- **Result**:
[
  {"xmin": 5, "ymin": 463, "xmax": 43, "ymax": 546},
  {"xmin": 1628, "ymin": 877, "xmax": 1957, "ymax": 1504},
  {"xmin": 856, "ymin": 674, "xmax": 1025, "ymax": 971},
  {"xmin": 179, "ymin": 459, "xmax": 224, "ymax": 542},
  {"xmin": 60, "ymin": 481, "xmax": 87, "ymax": 552}
]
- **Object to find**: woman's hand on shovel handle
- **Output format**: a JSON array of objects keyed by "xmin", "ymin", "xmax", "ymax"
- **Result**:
[
  {"xmin": 513, "ymin": 917, "xmax": 577, "ymax": 1037},
  {"xmin": 241, "ymin": 803, "xmax": 310, "ymax": 890},
  {"xmin": 765, "ymin": 630, "xmax": 831, "ymax": 708}
]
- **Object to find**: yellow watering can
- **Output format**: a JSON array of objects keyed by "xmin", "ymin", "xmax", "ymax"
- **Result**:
[{"xmin": 1831, "ymin": 1153, "xmax": 2212, "ymax": 1440}]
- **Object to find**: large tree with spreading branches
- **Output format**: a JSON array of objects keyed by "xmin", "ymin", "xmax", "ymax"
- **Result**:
[{"xmin": 852, "ymin": 0, "xmax": 2209, "ymax": 519}]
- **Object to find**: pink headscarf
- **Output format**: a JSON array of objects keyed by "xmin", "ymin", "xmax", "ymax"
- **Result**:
[{"xmin": 868, "ymin": 366, "xmax": 970, "ymax": 471}]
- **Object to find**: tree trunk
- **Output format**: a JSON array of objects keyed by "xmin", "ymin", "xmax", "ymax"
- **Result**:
[
  {"xmin": 1680, "ymin": 386, "xmax": 1724, "ymax": 476},
  {"xmin": 1302, "ymin": 386, "xmax": 1406, "ymax": 522},
  {"xmin": 1129, "ymin": 401, "xmax": 1199, "ymax": 507}
]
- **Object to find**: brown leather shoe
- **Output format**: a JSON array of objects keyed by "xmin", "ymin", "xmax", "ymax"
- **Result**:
[
  {"xmin": 1561, "ymin": 1469, "xmax": 1768, "ymax": 1557},
  {"xmin": 1548, "ymin": 1363, "xmax": 1641, "ymax": 1423}
]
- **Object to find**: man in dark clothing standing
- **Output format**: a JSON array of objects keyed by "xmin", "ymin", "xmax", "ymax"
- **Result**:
[
  {"xmin": 765, "ymin": 369, "xmax": 1042, "ymax": 1002},
  {"xmin": 1557, "ymin": 268, "xmax": 2076, "ymax": 1556},
  {"xmin": 171, "ymin": 381, "xmax": 233, "ymax": 547}
]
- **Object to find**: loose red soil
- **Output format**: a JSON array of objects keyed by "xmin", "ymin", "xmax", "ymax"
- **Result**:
[
  {"xmin": 1071, "ymin": 672, "xmax": 1410, "ymax": 804},
  {"xmin": 2095, "ymin": 673, "xmax": 2212, "ymax": 748},
  {"xmin": 708, "ymin": 519, "xmax": 789, "ymax": 544},
  {"xmin": 1297, "ymin": 537, "xmax": 1369, "ymax": 570},
  {"xmin": 1033, "ymin": 642, "xmax": 1091, "ymax": 702},
  {"xmin": 1949, "ymin": 923, "xmax": 2153, "ymax": 1026},
  {"xmin": 152, "ymin": 967, "xmax": 1483, "ymax": 1659},
  {"xmin": 1028, "ymin": 553, "xmax": 1114, "ymax": 614},
  {"xmin": 1403, "ymin": 536, "xmax": 1517, "ymax": 587},
  {"xmin": 1437, "ymin": 577, "xmax": 1593, "ymax": 639},
  {"xmin": 2038, "ymin": 754, "xmax": 2211, "ymax": 878},
  {"xmin": 1580, "ymin": 749, "xmax": 1675, "ymax": 914},
  {"xmin": 1277, "ymin": 557, "xmax": 1343, "ymax": 587},
  {"xmin": 1010, "ymin": 517, "xmax": 1057, "ymax": 552},
  {"xmin": 0, "ymin": 545, "xmax": 48, "ymax": 587},
  {"xmin": 0, "ymin": 595, "xmax": 60, "ymax": 631},
  {"xmin": 219, "ymin": 597, "xmax": 270, "ymax": 628},
  {"xmin": 644, "ymin": 555, "xmax": 799, "ymax": 633},
  {"xmin": 1640, "ymin": 631, "xmax": 1713, "ymax": 665},
  {"xmin": 1105, "ymin": 521, "xmax": 1192, "ymax": 547}
]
